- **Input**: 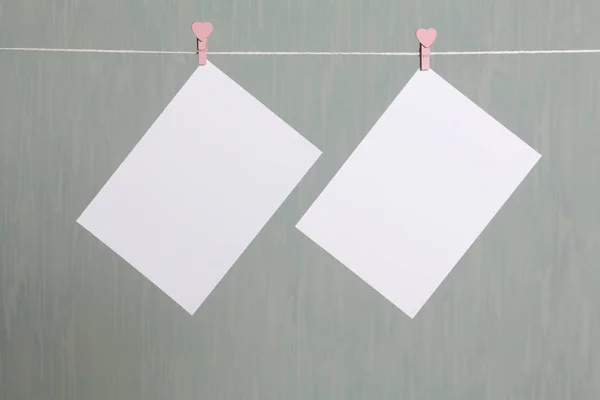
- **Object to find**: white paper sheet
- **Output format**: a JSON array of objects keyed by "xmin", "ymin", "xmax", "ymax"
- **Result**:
[
  {"xmin": 78, "ymin": 62, "xmax": 321, "ymax": 314},
  {"xmin": 296, "ymin": 69, "xmax": 541, "ymax": 318}
]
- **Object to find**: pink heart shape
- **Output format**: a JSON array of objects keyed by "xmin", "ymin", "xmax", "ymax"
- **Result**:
[
  {"xmin": 416, "ymin": 28, "xmax": 437, "ymax": 48},
  {"xmin": 191, "ymin": 22, "xmax": 213, "ymax": 41}
]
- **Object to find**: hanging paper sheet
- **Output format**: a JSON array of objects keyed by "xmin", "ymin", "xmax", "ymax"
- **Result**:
[
  {"xmin": 296, "ymin": 69, "xmax": 541, "ymax": 318},
  {"xmin": 78, "ymin": 62, "xmax": 321, "ymax": 314}
]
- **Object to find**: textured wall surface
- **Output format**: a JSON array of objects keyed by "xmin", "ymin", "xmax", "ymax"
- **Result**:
[{"xmin": 1, "ymin": 1, "xmax": 600, "ymax": 399}]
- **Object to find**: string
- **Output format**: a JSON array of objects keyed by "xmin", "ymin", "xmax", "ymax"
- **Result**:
[{"xmin": 1, "ymin": 47, "xmax": 600, "ymax": 56}]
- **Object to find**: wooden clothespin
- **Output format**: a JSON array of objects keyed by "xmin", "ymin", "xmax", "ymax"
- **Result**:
[
  {"xmin": 416, "ymin": 28, "xmax": 437, "ymax": 71},
  {"xmin": 191, "ymin": 22, "xmax": 214, "ymax": 65}
]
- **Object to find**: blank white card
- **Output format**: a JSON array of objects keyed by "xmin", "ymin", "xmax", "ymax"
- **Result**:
[
  {"xmin": 78, "ymin": 62, "xmax": 321, "ymax": 314},
  {"xmin": 296, "ymin": 70, "xmax": 541, "ymax": 318}
]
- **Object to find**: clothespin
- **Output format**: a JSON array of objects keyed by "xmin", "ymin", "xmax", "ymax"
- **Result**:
[
  {"xmin": 191, "ymin": 22, "xmax": 214, "ymax": 65},
  {"xmin": 416, "ymin": 28, "xmax": 437, "ymax": 71}
]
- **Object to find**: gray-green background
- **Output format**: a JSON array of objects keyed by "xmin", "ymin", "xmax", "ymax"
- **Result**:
[{"xmin": 1, "ymin": 1, "xmax": 600, "ymax": 399}]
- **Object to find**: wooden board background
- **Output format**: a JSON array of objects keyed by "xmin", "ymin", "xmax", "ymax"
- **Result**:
[{"xmin": 1, "ymin": 0, "xmax": 600, "ymax": 399}]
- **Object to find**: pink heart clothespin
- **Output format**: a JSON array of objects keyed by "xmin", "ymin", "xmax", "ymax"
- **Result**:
[
  {"xmin": 191, "ymin": 22, "xmax": 214, "ymax": 65},
  {"xmin": 416, "ymin": 28, "xmax": 437, "ymax": 71}
]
